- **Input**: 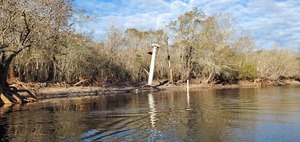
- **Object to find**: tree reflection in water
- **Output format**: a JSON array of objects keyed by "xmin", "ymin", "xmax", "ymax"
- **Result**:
[{"xmin": 0, "ymin": 86, "xmax": 300, "ymax": 141}]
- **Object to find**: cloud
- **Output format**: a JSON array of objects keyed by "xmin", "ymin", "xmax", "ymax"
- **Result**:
[
  {"xmin": 240, "ymin": 0, "xmax": 300, "ymax": 49},
  {"xmin": 73, "ymin": 0, "xmax": 300, "ymax": 49}
]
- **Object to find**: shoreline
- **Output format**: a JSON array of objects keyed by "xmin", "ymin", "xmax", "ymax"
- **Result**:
[
  {"xmin": 1, "ymin": 79, "xmax": 299, "ymax": 107},
  {"xmin": 29, "ymin": 79, "xmax": 300, "ymax": 100}
]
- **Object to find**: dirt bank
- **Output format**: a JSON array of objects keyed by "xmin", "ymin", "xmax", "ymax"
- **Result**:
[
  {"xmin": 15, "ymin": 79, "xmax": 300, "ymax": 101},
  {"xmin": 34, "ymin": 85, "xmax": 160, "ymax": 100}
]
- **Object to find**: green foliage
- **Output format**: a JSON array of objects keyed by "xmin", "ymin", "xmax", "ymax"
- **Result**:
[{"xmin": 238, "ymin": 63, "xmax": 258, "ymax": 79}]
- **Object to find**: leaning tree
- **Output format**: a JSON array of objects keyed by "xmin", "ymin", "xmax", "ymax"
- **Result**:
[{"xmin": 0, "ymin": 0, "xmax": 73, "ymax": 103}]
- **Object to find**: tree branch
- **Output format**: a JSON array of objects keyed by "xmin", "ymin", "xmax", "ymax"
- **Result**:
[{"xmin": 20, "ymin": 11, "xmax": 32, "ymax": 46}]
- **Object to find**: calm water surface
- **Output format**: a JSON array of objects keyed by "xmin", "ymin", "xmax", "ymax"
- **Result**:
[{"xmin": 1, "ymin": 86, "xmax": 300, "ymax": 141}]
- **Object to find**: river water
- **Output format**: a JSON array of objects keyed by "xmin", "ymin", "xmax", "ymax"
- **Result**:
[{"xmin": 1, "ymin": 86, "xmax": 300, "ymax": 141}]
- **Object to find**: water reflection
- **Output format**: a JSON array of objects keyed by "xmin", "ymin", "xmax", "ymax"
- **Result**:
[
  {"xmin": 0, "ymin": 104, "xmax": 13, "ymax": 116},
  {"xmin": 0, "ymin": 86, "xmax": 300, "ymax": 141},
  {"xmin": 187, "ymin": 90, "xmax": 191, "ymax": 110},
  {"xmin": 148, "ymin": 93, "xmax": 157, "ymax": 128}
]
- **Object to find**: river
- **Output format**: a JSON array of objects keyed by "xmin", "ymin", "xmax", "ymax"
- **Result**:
[{"xmin": 1, "ymin": 86, "xmax": 300, "ymax": 141}]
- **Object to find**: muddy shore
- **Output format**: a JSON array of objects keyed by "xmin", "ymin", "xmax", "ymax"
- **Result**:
[{"xmin": 31, "ymin": 79, "xmax": 300, "ymax": 101}]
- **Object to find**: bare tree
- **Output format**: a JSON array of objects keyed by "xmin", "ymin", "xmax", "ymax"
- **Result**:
[
  {"xmin": 168, "ymin": 7, "xmax": 206, "ymax": 81},
  {"xmin": 0, "ymin": 0, "xmax": 73, "ymax": 103},
  {"xmin": 194, "ymin": 15, "xmax": 238, "ymax": 83},
  {"xmin": 249, "ymin": 46, "xmax": 299, "ymax": 80}
]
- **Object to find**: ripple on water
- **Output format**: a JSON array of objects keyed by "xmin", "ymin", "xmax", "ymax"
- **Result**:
[{"xmin": 1, "ymin": 86, "xmax": 300, "ymax": 142}]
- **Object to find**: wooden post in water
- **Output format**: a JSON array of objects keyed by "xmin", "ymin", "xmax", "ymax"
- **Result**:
[{"xmin": 147, "ymin": 43, "xmax": 160, "ymax": 86}]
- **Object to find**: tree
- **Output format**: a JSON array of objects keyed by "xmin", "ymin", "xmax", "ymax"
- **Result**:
[
  {"xmin": 168, "ymin": 9, "xmax": 245, "ymax": 83},
  {"xmin": 163, "ymin": 32, "xmax": 173, "ymax": 83},
  {"xmin": 193, "ymin": 15, "xmax": 238, "ymax": 83},
  {"xmin": 168, "ymin": 7, "xmax": 206, "ymax": 81},
  {"xmin": 0, "ymin": 0, "xmax": 73, "ymax": 103},
  {"xmin": 122, "ymin": 28, "xmax": 167, "ymax": 82},
  {"xmin": 248, "ymin": 46, "xmax": 299, "ymax": 80}
]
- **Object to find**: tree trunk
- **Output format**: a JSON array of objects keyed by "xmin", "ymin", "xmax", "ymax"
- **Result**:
[
  {"xmin": 0, "ymin": 66, "xmax": 14, "ymax": 104},
  {"xmin": 0, "ymin": 71, "xmax": 6, "ymax": 92},
  {"xmin": 186, "ymin": 46, "xmax": 193, "ymax": 80},
  {"xmin": 0, "ymin": 66, "xmax": 9, "ymax": 88},
  {"xmin": 165, "ymin": 37, "xmax": 173, "ymax": 83},
  {"xmin": 206, "ymin": 72, "xmax": 214, "ymax": 84},
  {"xmin": 168, "ymin": 55, "xmax": 173, "ymax": 83},
  {"xmin": 0, "ymin": 54, "xmax": 24, "ymax": 104}
]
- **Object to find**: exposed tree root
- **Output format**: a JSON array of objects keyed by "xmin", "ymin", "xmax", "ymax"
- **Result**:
[{"xmin": 0, "ymin": 85, "xmax": 37, "ymax": 104}]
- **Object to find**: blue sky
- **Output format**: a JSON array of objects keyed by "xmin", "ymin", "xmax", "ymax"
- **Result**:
[{"xmin": 73, "ymin": 0, "xmax": 300, "ymax": 50}]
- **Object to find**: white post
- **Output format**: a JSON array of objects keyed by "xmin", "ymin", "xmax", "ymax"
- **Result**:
[
  {"xmin": 148, "ymin": 43, "xmax": 160, "ymax": 86},
  {"xmin": 187, "ymin": 80, "xmax": 191, "ymax": 110}
]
